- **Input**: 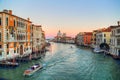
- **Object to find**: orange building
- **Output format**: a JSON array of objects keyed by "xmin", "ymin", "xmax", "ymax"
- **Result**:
[
  {"xmin": 0, "ymin": 9, "xmax": 33, "ymax": 60},
  {"xmin": 83, "ymin": 32, "xmax": 92, "ymax": 46}
]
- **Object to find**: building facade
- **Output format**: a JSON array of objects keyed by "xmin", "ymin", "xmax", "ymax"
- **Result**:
[
  {"xmin": 0, "ymin": 10, "xmax": 33, "ymax": 60},
  {"xmin": 96, "ymin": 28, "xmax": 111, "ymax": 47},
  {"xmin": 41, "ymin": 30, "xmax": 46, "ymax": 50},
  {"xmin": 110, "ymin": 23, "xmax": 120, "ymax": 57},
  {"xmin": 91, "ymin": 30, "xmax": 98, "ymax": 48},
  {"xmin": 0, "ymin": 9, "xmax": 45, "ymax": 61},
  {"xmin": 32, "ymin": 25, "xmax": 43, "ymax": 53},
  {"xmin": 83, "ymin": 32, "xmax": 92, "ymax": 46},
  {"xmin": 75, "ymin": 32, "xmax": 92, "ymax": 46},
  {"xmin": 75, "ymin": 32, "xmax": 84, "ymax": 46}
]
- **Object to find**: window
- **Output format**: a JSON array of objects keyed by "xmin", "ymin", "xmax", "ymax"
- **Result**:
[
  {"xmin": 13, "ymin": 33, "xmax": 15, "ymax": 39},
  {"xmin": 7, "ymin": 33, "xmax": 8, "ymax": 40},
  {"xmin": 117, "ymin": 29, "xmax": 120, "ymax": 34},
  {"xmin": 14, "ymin": 50, "xmax": 16, "ymax": 53},
  {"xmin": 14, "ymin": 43, "xmax": 16, "ymax": 47},
  {"xmin": 7, "ymin": 52, "xmax": 9, "ymax": 55},
  {"xmin": 0, "ymin": 33, "xmax": 1, "ymax": 41},
  {"xmin": 104, "ymin": 34, "xmax": 106, "ymax": 37},
  {"xmin": 94, "ymin": 34, "xmax": 96, "ymax": 36},
  {"xmin": 117, "ymin": 39, "xmax": 120, "ymax": 45},
  {"xmin": 17, "ymin": 21, "xmax": 18, "ymax": 26},
  {"xmin": 104, "ymin": 39, "xmax": 106, "ymax": 43},
  {"xmin": 17, "ymin": 48, "xmax": 19, "ymax": 53},
  {"xmin": 0, "ymin": 45, "xmax": 2, "ymax": 48},
  {"xmin": 0, "ymin": 17, "xmax": 1, "ymax": 26},
  {"xmin": 7, "ymin": 44, "xmax": 9, "ymax": 48},
  {"xmin": 0, "ymin": 52, "xmax": 2, "ymax": 56},
  {"xmin": 118, "ymin": 49, "xmax": 120, "ymax": 56},
  {"xmin": 14, "ymin": 20, "xmax": 16, "ymax": 27},
  {"xmin": 6, "ymin": 17, "xmax": 8, "ymax": 26},
  {"xmin": 94, "ymin": 38, "xmax": 96, "ymax": 41}
]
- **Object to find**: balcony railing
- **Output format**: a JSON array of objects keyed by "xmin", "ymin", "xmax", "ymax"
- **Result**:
[
  {"xmin": 17, "ymin": 40, "xmax": 26, "ymax": 42},
  {"xmin": 115, "ymin": 45, "xmax": 120, "ymax": 48}
]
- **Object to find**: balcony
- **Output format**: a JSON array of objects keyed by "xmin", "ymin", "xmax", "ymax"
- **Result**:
[
  {"xmin": 115, "ymin": 28, "xmax": 120, "ymax": 36},
  {"xmin": 115, "ymin": 45, "xmax": 120, "ymax": 48},
  {"xmin": 6, "ymin": 35, "xmax": 17, "ymax": 42},
  {"xmin": 17, "ymin": 40, "xmax": 26, "ymax": 42}
]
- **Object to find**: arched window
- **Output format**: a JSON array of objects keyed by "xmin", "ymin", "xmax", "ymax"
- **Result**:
[
  {"xmin": 14, "ymin": 20, "xmax": 16, "ymax": 27},
  {"xmin": 0, "ymin": 32, "xmax": 1, "ymax": 41},
  {"xmin": 0, "ymin": 17, "xmax": 1, "ymax": 26},
  {"xmin": 7, "ymin": 33, "xmax": 8, "ymax": 40},
  {"xmin": 6, "ymin": 17, "xmax": 8, "ymax": 26}
]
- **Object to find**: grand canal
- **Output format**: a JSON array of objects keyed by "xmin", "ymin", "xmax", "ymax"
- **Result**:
[{"xmin": 1, "ymin": 42, "xmax": 120, "ymax": 80}]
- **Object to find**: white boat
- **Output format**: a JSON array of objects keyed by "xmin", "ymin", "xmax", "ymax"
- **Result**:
[
  {"xmin": 93, "ymin": 47, "xmax": 104, "ymax": 53},
  {"xmin": 23, "ymin": 64, "xmax": 43, "ymax": 76},
  {"xmin": 93, "ymin": 49, "xmax": 104, "ymax": 53}
]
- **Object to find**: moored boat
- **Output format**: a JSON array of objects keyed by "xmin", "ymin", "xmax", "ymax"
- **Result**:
[
  {"xmin": 93, "ymin": 46, "xmax": 104, "ymax": 53},
  {"xmin": 93, "ymin": 49, "xmax": 104, "ymax": 53},
  {"xmin": 0, "ymin": 61, "xmax": 19, "ymax": 68},
  {"xmin": 23, "ymin": 64, "xmax": 43, "ymax": 76}
]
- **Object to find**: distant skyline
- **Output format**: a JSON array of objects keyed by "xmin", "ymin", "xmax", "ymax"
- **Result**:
[{"xmin": 0, "ymin": 0, "xmax": 120, "ymax": 38}]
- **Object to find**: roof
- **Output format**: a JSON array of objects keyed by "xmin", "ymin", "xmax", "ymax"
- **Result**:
[
  {"xmin": 0, "ymin": 11, "xmax": 32, "ymax": 23},
  {"xmin": 93, "ymin": 30, "xmax": 98, "ymax": 32},
  {"xmin": 84, "ymin": 32, "xmax": 92, "ymax": 35},
  {"xmin": 110, "ymin": 25, "xmax": 120, "ymax": 29},
  {"xmin": 97, "ymin": 27, "xmax": 111, "ymax": 32},
  {"xmin": 102, "ymin": 27, "xmax": 111, "ymax": 32},
  {"xmin": 33, "ymin": 24, "xmax": 42, "ymax": 27}
]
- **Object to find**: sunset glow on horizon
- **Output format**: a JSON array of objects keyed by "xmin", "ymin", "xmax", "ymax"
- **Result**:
[{"xmin": 0, "ymin": 0, "xmax": 120, "ymax": 38}]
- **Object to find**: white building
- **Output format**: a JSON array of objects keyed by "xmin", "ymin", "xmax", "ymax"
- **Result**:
[
  {"xmin": 75, "ymin": 32, "xmax": 84, "ymax": 46},
  {"xmin": 110, "ymin": 23, "xmax": 120, "ymax": 57},
  {"xmin": 32, "ymin": 25, "xmax": 43, "ymax": 53}
]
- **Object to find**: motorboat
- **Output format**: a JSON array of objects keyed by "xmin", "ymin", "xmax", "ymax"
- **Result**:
[
  {"xmin": 23, "ymin": 64, "xmax": 43, "ymax": 76},
  {"xmin": 93, "ymin": 47, "xmax": 104, "ymax": 53}
]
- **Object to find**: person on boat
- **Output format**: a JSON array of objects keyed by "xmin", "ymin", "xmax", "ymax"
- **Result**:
[{"xmin": 31, "ymin": 66, "xmax": 35, "ymax": 70}]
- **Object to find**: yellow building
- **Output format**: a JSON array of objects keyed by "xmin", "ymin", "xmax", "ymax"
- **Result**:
[
  {"xmin": 91, "ymin": 30, "xmax": 98, "ymax": 48},
  {"xmin": 96, "ymin": 28, "xmax": 111, "ymax": 46}
]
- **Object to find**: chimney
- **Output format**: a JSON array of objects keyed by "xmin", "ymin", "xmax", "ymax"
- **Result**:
[
  {"xmin": 3, "ymin": 9, "xmax": 8, "ymax": 13},
  {"xmin": 27, "ymin": 18, "xmax": 30, "ymax": 21},
  {"xmin": 9, "ymin": 10, "xmax": 12, "ymax": 15},
  {"xmin": 118, "ymin": 21, "xmax": 120, "ymax": 26}
]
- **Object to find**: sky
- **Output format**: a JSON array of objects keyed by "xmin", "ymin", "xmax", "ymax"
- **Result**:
[{"xmin": 0, "ymin": 0, "xmax": 120, "ymax": 38}]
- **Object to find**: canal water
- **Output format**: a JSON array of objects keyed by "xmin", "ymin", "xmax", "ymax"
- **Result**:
[{"xmin": 1, "ymin": 42, "xmax": 120, "ymax": 80}]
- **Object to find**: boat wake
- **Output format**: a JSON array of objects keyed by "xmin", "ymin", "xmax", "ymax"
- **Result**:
[{"xmin": 42, "ymin": 60, "xmax": 64, "ymax": 70}]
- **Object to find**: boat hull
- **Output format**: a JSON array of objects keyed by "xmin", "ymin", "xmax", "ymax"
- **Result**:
[
  {"xmin": 0, "ymin": 61, "xmax": 19, "ymax": 68},
  {"xmin": 23, "ymin": 66, "xmax": 43, "ymax": 76}
]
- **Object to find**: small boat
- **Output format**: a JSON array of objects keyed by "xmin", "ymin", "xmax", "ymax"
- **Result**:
[
  {"xmin": 93, "ymin": 48, "xmax": 104, "ymax": 53},
  {"xmin": 0, "ymin": 61, "xmax": 19, "ymax": 67},
  {"xmin": 23, "ymin": 64, "xmax": 43, "ymax": 76}
]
